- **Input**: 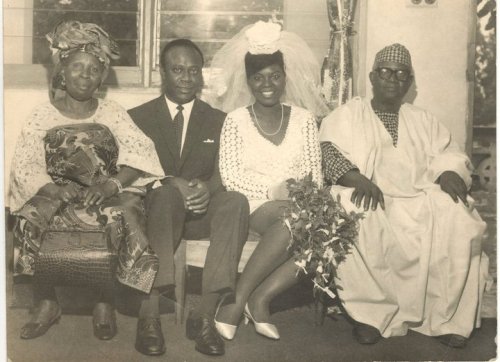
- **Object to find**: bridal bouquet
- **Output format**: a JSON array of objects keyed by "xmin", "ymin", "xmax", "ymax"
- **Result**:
[{"xmin": 283, "ymin": 173, "xmax": 362, "ymax": 300}]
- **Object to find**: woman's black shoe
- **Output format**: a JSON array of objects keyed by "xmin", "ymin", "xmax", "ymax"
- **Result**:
[
  {"xmin": 92, "ymin": 302, "xmax": 117, "ymax": 340},
  {"xmin": 135, "ymin": 317, "xmax": 166, "ymax": 356},
  {"xmin": 20, "ymin": 299, "xmax": 62, "ymax": 339}
]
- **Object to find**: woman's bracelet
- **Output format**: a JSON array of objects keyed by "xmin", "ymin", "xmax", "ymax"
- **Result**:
[{"xmin": 107, "ymin": 177, "xmax": 123, "ymax": 193}]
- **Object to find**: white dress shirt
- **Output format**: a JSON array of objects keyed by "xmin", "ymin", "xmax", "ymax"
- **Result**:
[{"xmin": 164, "ymin": 96, "xmax": 195, "ymax": 153}]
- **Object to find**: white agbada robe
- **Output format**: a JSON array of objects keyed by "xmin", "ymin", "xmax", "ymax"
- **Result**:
[{"xmin": 319, "ymin": 97, "xmax": 488, "ymax": 338}]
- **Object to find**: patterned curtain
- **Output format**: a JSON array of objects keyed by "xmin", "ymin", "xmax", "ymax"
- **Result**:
[{"xmin": 321, "ymin": 0, "xmax": 357, "ymax": 110}]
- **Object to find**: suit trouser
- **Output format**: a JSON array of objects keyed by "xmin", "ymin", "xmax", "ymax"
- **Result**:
[{"xmin": 144, "ymin": 184, "xmax": 249, "ymax": 295}]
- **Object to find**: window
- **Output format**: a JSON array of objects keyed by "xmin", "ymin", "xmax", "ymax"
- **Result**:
[
  {"xmin": 31, "ymin": 0, "xmax": 139, "ymax": 67},
  {"xmin": 4, "ymin": 0, "xmax": 283, "ymax": 88},
  {"xmin": 152, "ymin": 0, "xmax": 283, "ymax": 85}
]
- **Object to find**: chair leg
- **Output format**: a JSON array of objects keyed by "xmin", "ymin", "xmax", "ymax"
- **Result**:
[{"xmin": 174, "ymin": 240, "xmax": 187, "ymax": 324}]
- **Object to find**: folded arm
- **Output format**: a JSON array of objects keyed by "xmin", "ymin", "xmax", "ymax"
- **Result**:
[
  {"xmin": 321, "ymin": 141, "xmax": 384, "ymax": 211},
  {"xmin": 81, "ymin": 166, "xmax": 143, "ymax": 206},
  {"xmin": 426, "ymin": 112, "xmax": 472, "ymax": 206}
]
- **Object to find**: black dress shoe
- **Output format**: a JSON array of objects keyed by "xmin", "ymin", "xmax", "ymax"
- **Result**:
[
  {"xmin": 194, "ymin": 317, "xmax": 225, "ymax": 356},
  {"xmin": 436, "ymin": 334, "xmax": 467, "ymax": 348},
  {"xmin": 20, "ymin": 300, "xmax": 62, "ymax": 339},
  {"xmin": 352, "ymin": 323, "xmax": 381, "ymax": 345},
  {"xmin": 92, "ymin": 302, "xmax": 117, "ymax": 340},
  {"xmin": 135, "ymin": 317, "xmax": 166, "ymax": 356}
]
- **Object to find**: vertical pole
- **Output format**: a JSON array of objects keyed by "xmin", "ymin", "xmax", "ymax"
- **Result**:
[
  {"xmin": 465, "ymin": 0, "xmax": 477, "ymax": 157},
  {"xmin": 141, "ymin": 0, "xmax": 155, "ymax": 88},
  {"xmin": 337, "ymin": 0, "xmax": 345, "ymax": 105}
]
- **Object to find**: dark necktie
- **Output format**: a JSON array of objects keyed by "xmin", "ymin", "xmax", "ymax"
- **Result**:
[{"xmin": 173, "ymin": 104, "xmax": 184, "ymax": 156}]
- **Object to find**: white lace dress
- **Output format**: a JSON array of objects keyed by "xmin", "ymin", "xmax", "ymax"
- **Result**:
[{"xmin": 219, "ymin": 104, "xmax": 322, "ymax": 213}]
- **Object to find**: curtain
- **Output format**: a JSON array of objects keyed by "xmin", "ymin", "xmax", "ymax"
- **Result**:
[{"xmin": 321, "ymin": 0, "xmax": 357, "ymax": 110}]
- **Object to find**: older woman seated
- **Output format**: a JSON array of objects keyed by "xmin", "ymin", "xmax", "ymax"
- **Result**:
[{"xmin": 10, "ymin": 21, "xmax": 164, "ymax": 341}]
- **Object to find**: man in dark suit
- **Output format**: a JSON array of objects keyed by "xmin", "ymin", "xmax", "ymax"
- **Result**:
[{"xmin": 128, "ymin": 39, "xmax": 249, "ymax": 357}]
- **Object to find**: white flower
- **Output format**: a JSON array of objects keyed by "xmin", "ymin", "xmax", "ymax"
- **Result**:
[
  {"xmin": 323, "ymin": 247, "xmax": 334, "ymax": 260},
  {"xmin": 295, "ymin": 258, "xmax": 308, "ymax": 275},
  {"xmin": 318, "ymin": 228, "xmax": 330, "ymax": 235},
  {"xmin": 295, "ymin": 258, "xmax": 306, "ymax": 269},
  {"xmin": 245, "ymin": 20, "xmax": 281, "ymax": 54}
]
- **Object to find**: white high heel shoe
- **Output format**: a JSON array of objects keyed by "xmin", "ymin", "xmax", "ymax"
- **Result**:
[
  {"xmin": 214, "ymin": 297, "xmax": 238, "ymax": 340},
  {"xmin": 214, "ymin": 319, "xmax": 237, "ymax": 340},
  {"xmin": 243, "ymin": 303, "xmax": 280, "ymax": 340}
]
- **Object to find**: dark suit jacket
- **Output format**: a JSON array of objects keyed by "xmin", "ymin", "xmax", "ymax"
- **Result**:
[{"xmin": 128, "ymin": 96, "xmax": 226, "ymax": 194}]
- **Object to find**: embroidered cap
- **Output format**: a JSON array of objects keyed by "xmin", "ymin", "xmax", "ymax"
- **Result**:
[{"xmin": 373, "ymin": 43, "xmax": 412, "ymax": 69}]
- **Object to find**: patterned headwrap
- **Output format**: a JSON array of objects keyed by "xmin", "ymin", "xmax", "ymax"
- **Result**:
[
  {"xmin": 46, "ymin": 20, "xmax": 120, "ymax": 67},
  {"xmin": 373, "ymin": 43, "xmax": 412, "ymax": 69},
  {"xmin": 47, "ymin": 21, "xmax": 120, "ymax": 97}
]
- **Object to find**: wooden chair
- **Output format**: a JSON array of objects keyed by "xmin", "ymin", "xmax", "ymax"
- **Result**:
[{"xmin": 173, "ymin": 234, "xmax": 260, "ymax": 324}]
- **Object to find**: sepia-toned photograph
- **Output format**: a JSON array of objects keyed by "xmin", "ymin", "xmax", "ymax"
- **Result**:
[{"xmin": 3, "ymin": 0, "xmax": 497, "ymax": 361}]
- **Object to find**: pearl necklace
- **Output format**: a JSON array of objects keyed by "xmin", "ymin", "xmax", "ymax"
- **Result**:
[{"xmin": 251, "ymin": 103, "xmax": 284, "ymax": 137}]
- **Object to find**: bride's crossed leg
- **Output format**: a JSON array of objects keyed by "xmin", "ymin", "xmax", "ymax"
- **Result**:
[{"xmin": 215, "ymin": 200, "xmax": 300, "ymax": 339}]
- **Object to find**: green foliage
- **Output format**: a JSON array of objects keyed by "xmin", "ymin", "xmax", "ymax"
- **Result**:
[{"xmin": 283, "ymin": 173, "xmax": 363, "ymax": 300}]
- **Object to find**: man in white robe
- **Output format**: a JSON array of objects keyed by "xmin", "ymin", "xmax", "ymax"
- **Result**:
[{"xmin": 319, "ymin": 44, "xmax": 488, "ymax": 348}]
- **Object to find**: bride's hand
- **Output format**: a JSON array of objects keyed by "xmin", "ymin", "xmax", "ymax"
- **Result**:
[{"xmin": 267, "ymin": 181, "xmax": 290, "ymax": 200}]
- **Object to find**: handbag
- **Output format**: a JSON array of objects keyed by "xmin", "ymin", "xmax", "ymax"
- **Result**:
[{"xmin": 35, "ymin": 229, "xmax": 119, "ymax": 289}]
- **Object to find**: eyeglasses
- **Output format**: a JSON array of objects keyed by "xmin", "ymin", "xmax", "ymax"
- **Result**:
[{"xmin": 374, "ymin": 67, "xmax": 411, "ymax": 81}]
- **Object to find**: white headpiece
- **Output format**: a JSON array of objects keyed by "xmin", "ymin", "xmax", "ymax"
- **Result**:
[
  {"xmin": 245, "ymin": 21, "xmax": 281, "ymax": 54},
  {"xmin": 204, "ymin": 20, "xmax": 329, "ymax": 117}
]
